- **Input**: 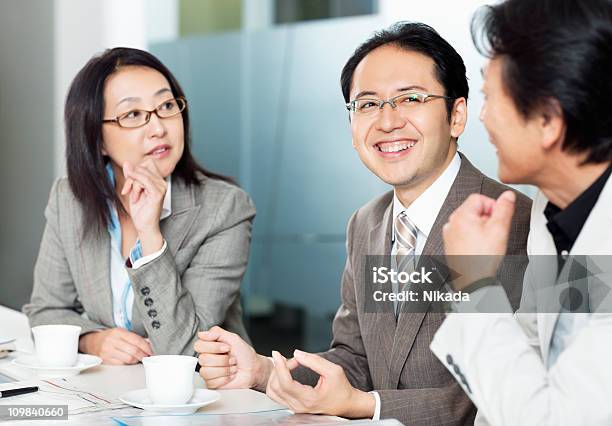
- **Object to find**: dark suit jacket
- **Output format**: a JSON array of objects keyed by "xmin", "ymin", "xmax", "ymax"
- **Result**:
[{"xmin": 293, "ymin": 153, "xmax": 532, "ymax": 425}]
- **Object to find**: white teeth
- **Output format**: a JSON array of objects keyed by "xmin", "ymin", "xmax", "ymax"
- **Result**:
[
  {"xmin": 152, "ymin": 147, "xmax": 167, "ymax": 155},
  {"xmin": 378, "ymin": 141, "xmax": 416, "ymax": 153}
]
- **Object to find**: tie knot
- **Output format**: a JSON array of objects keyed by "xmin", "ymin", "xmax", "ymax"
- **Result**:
[{"xmin": 395, "ymin": 211, "xmax": 417, "ymax": 251}]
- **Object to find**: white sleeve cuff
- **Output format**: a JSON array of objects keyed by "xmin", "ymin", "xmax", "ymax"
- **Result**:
[
  {"xmin": 451, "ymin": 285, "xmax": 513, "ymax": 314},
  {"xmin": 369, "ymin": 391, "xmax": 381, "ymax": 420},
  {"xmin": 131, "ymin": 240, "xmax": 167, "ymax": 269}
]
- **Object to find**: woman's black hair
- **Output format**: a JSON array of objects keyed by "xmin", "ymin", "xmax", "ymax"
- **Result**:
[
  {"xmin": 471, "ymin": 0, "xmax": 612, "ymax": 164},
  {"xmin": 65, "ymin": 47, "xmax": 234, "ymax": 237}
]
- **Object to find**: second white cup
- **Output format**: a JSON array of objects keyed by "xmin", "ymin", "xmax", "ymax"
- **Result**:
[{"xmin": 142, "ymin": 355, "xmax": 198, "ymax": 405}]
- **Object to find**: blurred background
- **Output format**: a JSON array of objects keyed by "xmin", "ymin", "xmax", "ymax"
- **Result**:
[{"xmin": 0, "ymin": 0, "xmax": 534, "ymax": 355}]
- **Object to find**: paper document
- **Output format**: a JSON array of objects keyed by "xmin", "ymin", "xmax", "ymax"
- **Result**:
[{"xmin": 0, "ymin": 378, "xmax": 126, "ymax": 416}]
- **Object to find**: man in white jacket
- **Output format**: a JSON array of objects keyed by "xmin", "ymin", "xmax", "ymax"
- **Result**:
[{"xmin": 430, "ymin": 0, "xmax": 612, "ymax": 424}]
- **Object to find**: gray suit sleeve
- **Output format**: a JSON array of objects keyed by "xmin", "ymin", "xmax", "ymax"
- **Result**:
[
  {"xmin": 292, "ymin": 212, "xmax": 373, "ymax": 391},
  {"xmin": 23, "ymin": 179, "xmax": 106, "ymax": 335},
  {"xmin": 126, "ymin": 186, "xmax": 255, "ymax": 356}
]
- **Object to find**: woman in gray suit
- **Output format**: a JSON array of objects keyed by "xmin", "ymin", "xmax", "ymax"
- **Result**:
[{"xmin": 24, "ymin": 48, "xmax": 255, "ymax": 365}]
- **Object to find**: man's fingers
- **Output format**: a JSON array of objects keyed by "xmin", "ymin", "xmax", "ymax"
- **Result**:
[
  {"xmin": 199, "ymin": 365, "xmax": 237, "ymax": 380},
  {"xmin": 292, "ymin": 350, "xmax": 338, "ymax": 377},
  {"xmin": 198, "ymin": 326, "xmax": 226, "ymax": 341},
  {"xmin": 490, "ymin": 190, "xmax": 516, "ymax": 230},
  {"xmin": 271, "ymin": 351, "xmax": 293, "ymax": 384},
  {"xmin": 204, "ymin": 374, "xmax": 235, "ymax": 389},
  {"xmin": 198, "ymin": 353, "xmax": 234, "ymax": 367},
  {"xmin": 266, "ymin": 376, "xmax": 291, "ymax": 409},
  {"xmin": 460, "ymin": 193, "xmax": 496, "ymax": 218},
  {"xmin": 272, "ymin": 351, "xmax": 313, "ymax": 399},
  {"xmin": 194, "ymin": 340, "xmax": 230, "ymax": 354},
  {"xmin": 285, "ymin": 357, "xmax": 300, "ymax": 370}
]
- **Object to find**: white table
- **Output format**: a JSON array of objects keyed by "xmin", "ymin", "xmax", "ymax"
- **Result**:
[{"xmin": 0, "ymin": 305, "xmax": 349, "ymax": 425}]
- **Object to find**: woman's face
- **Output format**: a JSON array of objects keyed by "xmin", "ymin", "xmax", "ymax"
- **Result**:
[{"xmin": 101, "ymin": 65, "xmax": 185, "ymax": 179}]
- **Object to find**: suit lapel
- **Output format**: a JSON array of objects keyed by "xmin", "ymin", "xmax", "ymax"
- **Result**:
[
  {"xmin": 160, "ymin": 178, "xmax": 202, "ymax": 258},
  {"xmin": 367, "ymin": 198, "xmax": 396, "ymax": 373},
  {"xmin": 388, "ymin": 153, "xmax": 484, "ymax": 388},
  {"xmin": 78, "ymin": 228, "xmax": 114, "ymax": 327}
]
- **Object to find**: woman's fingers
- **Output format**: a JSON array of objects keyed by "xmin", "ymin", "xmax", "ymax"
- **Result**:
[
  {"xmin": 121, "ymin": 177, "xmax": 134, "ymax": 196},
  {"xmin": 118, "ymin": 329, "xmax": 153, "ymax": 356}
]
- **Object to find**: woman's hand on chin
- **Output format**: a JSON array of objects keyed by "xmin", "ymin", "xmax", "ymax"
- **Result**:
[{"xmin": 121, "ymin": 159, "xmax": 166, "ymax": 255}]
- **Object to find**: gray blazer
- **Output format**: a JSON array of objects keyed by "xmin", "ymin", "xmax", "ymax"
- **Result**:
[
  {"xmin": 292, "ymin": 154, "xmax": 532, "ymax": 425},
  {"xmin": 23, "ymin": 173, "xmax": 255, "ymax": 355}
]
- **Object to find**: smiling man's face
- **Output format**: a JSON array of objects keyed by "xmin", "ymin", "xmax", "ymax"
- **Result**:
[{"xmin": 349, "ymin": 44, "xmax": 465, "ymax": 192}]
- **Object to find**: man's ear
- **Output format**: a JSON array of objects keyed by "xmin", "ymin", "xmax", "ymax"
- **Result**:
[
  {"xmin": 537, "ymin": 98, "xmax": 566, "ymax": 151},
  {"xmin": 450, "ymin": 97, "xmax": 468, "ymax": 139}
]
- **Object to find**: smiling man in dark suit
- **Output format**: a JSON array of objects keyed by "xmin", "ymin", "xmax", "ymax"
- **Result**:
[{"xmin": 195, "ymin": 22, "xmax": 531, "ymax": 425}]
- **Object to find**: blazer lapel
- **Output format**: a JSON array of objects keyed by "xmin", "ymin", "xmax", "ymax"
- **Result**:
[
  {"xmin": 367, "ymin": 199, "xmax": 396, "ymax": 373},
  {"xmin": 78, "ymin": 229, "xmax": 114, "ymax": 327},
  {"xmin": 388, "ymin": 153, "xmax": 484, "ymax": 388},
  {"xmin": 160, "ymin": 178, "xmax": 202, "ymax": 257}
]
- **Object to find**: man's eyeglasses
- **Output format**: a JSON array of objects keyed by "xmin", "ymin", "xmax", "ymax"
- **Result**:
[
  {"xmin": 346, "ymin": 92, "xmax": 453, "ymax": 116},
  {"xmin": 103, "ymin": 97, "xmax": 187, "ymax": 128}
]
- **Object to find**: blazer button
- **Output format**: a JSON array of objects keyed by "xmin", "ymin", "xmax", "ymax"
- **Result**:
[
  {"xmin": 144, "ymin": 298, "xmax": 154, "ymax": 307},
  {"xmin": 446, "ymin": 354, "xmax": 454, "ymax": 365},
  {"xmin": 147, "ymin": 309, "xmax": 158, "ymax": 318},
  {"xmin": 151, "ymin": 320, "xmax": 161, "ymax": 329},
  {"xmin": 141, "ymin": 287, "xmax": 151, "ymax": 296}
]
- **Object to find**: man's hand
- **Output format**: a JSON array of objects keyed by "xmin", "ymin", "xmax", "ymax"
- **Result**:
[
  {"xmin": 266, "ymin": 350, "xmax": 375, "ymax": 419},
  {"xmin": 79, "ymin": 328, "xmax": 152, "ymax": 365},
  {"xmin": 443, "ymin": 190, "xmax": 516, "ymax": 290},
  {"xmin": 194, "ymin": 326, "xmax": 272, "ymax": 391}
]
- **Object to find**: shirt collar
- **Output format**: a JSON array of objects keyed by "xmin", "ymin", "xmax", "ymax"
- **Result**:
[
  {"xmin": 544, "ymin": 164, "xmax": 612, "ymax": 253},
  {"xmin": 392, "ymin": 152, "xmax": 461, "ymax": 240},
  {"xmin": 105, "ymin": 163, "xmax": 172, "ymax": 221}
]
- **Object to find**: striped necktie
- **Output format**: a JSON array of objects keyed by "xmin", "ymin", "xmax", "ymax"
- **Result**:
[
  {"xmin": 394, "ymin": 211, "xmax": 417, "ymax": 270},
  {"xmin": 393, "ymin": 212, "xmax": 418, "ymax": 317}
]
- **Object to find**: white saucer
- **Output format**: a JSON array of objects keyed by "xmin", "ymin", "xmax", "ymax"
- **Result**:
[
  {"xmin": 119, "ymin": 388, "xmax": 221, "ymax": 414},
  {"xmin": 12, "ymin": 354, "xmax": 102, "ymax": 378},
  {"xmin": 0, "ymin": 337, "xmax": 15, "ymax": 346}
]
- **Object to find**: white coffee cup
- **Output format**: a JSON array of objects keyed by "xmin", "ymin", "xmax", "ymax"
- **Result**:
[
  {"xmin": 31, "ymin": 325, "xmax": 81, "ymax": 367},
  {"xmin": 142, "ymin": 355, "xmax": 198, "ymax": 405}
]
